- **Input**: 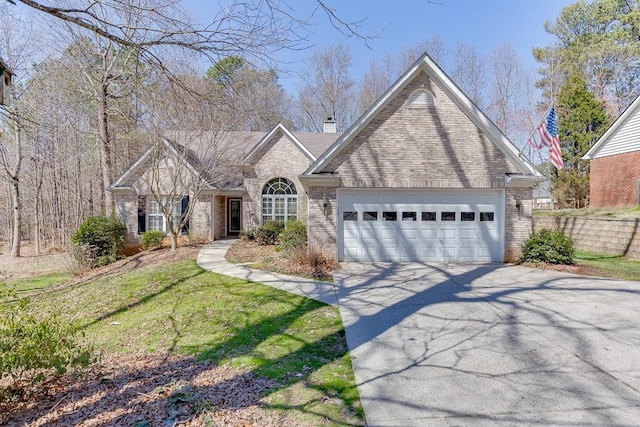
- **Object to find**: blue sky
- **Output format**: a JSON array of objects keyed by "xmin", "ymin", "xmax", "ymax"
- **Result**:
[{"xmin": 184, "ymin": 0, "xmax": 575, "ymax": 90}]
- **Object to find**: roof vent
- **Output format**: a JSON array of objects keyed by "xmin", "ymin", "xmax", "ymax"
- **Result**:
[
  {"xmin": 323, "ymin": 117, "xmax": 336, "ymax": 133},
  {"xmin": 407, "ymin": 89, "xmax": 436, "ymax": 108}
]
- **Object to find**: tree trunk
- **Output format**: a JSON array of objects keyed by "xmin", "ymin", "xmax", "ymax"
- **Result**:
[
  {"xmin": 99, "ymin": 81, "xmax": 114, "ymax": 216},
  {"xmin": 10, "ymin": 175, "xmax": 21, "ymax": 257}
]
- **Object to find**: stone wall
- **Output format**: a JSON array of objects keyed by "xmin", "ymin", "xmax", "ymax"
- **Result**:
[{"xmin": 533, "ymin": 216, "xmax": 640, "ymax": 259}]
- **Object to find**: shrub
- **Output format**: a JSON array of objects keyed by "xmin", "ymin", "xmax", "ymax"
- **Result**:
[
  {"xmin": 279, "ymin": 220, "xmax": 307, "ymax": 255},
  {"xmin": 522, "ymin": 228, "xmax": 575, "ymax": 265},
  {"xmin": 239, "ymin": 229, "xmax": 255, "ymax": 241},
  {"xmin": 0, "ymin": 286, "xmax": 94, "ymax": 391},
  {"xmin": 141, "ymin": 230, "xmax": 165, "ymax": 249},
  {"xmin": 72, "ymin": 216, "xmax": 126, "ymax": 268},
  {"xmin": 255, "ymin": 221, "xmax": 284, "ymax": 246}
]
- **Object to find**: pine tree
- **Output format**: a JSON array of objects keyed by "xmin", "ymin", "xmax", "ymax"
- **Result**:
[{"xmin": 552, "ymin": 73, "xmax": 610, "ymax": 208}]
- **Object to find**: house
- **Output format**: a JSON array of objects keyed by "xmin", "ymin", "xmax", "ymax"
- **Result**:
[
  {"xmin": 583, "ymin": 95, "xmax": 640, "ymax": 207},
  {"xmin": 110, "ymin": 53, "xmax": 544, "ymax": 262},
  {"xmin": 0, "ymin": 57, "xmax": 12, "ymax": 106},
  {"xmin": 532, "ymin": 180, "xmax": 555, "ymax": 210}
]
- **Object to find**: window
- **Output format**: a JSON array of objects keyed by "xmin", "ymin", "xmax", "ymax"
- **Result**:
[
  {"xmin": 402, "ymin": 211, "xmax": 417, "ymax": 221},
  {"xmin": 441, "ymin": 212, "xmax": 456, "ymax": 221},
  {"xmin": 383, "ymin": 211, "xmax": 397, "ymax": 221},
  {"xmin": 140, "ymin": 196, "xmax": 188, "ymax": 234},
  {"xmin": 461, "ymin": 212, "xmax": 475, "ymax": 221},
  {"xmin": 422, "ymin": 211, "xmax": 436, "ymax": 221},
  {"xmin": 480, "ymin": 212, "xmax": 495, "ymax": 222},
  {"xmin": 407, "ymin": 89, "xmax": 436, "ymax": 108},
  {"xmin": 363, "ymin": 211, "xmax": 378, "ymax": 221},
  {"xmin": 262, "ymin": 177, "xmax": 297, "ymax": 223},
  {"xmin": 343, "ymin": 211, "xmax": 358, "ymax": 221}
]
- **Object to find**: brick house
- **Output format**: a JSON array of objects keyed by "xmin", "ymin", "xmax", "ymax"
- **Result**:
[
  {"xmin": 583, "ymin": 95, "xmax": 640, "ymax": 207},
  {"xmin": 110, "ymin": 54, "xmax": 544, "ymax": 262}
]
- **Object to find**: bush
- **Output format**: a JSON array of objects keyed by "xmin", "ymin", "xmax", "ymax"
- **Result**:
[
  {"xmin": 255, "ymin": 221, "xmax": 284, "ymax": 246},
  {"xmin": 239, "ymin": 229, "xmax": 255, "ymax": 241},
  {"xmin": 0, "ymin": 286, "xmax": 94, "ymax": 390},
  {"xmin": 72, "ymin": 216, "xmax": 126, "ymax": 268},
  {"xmin": 279, "ymin": 220, "xmax": 307, "ymax": 255},
  {"xmin": 141, "ymin": 230, "xmax": 165, "ymax": 249},
  {"xmin": 522, "ymin": 228, "xmax": 575, "ymax": 265}
]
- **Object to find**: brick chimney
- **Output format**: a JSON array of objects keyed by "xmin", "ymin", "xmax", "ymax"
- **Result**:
[{"xmin": 323, "ymin": 117, "xmax": 336, "ymax": 133}]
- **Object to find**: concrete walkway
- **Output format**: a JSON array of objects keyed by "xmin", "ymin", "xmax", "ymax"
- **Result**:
[{"xmin": 198, "ymin": 241, "xmax": 640, "ymax": 426}]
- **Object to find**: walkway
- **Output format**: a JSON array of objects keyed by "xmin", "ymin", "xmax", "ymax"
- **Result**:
[{"xmin": 198, "ymin": 240, "xmax": 640, "ymax": 426}]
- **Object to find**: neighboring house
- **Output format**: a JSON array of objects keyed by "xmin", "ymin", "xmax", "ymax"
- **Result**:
[
  {"xmin": 0, "ymin": 57, "xmax": 12, "ymax": 106},
  {"xmin": 583, "ymin": 95, "xmax": 640, "ymax": 207},
  {"xmin": 111, "ymin": 53, "xmax": 544, "ymax": 262}
]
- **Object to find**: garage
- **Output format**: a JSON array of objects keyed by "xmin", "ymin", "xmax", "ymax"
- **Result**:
[{"xmin": 338, "ymin": 190, "xmax": 504, "ymax": 262}]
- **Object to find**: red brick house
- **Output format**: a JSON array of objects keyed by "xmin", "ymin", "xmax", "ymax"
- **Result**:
[
  {"xmin": 583, "ymin": 95, "xmax": 640, "ymax": 207},
  {"xmin": 111, "ymin": 53, "xmax": 545, "ymax": 262}
]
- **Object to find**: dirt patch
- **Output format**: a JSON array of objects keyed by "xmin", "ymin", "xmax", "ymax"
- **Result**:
[
  {"xmin": 520, "ymin": 262, "xmax": 603, "ymax": 276},
  {"xmin": 225, "ymin": 240, "xmax": 340, "ymax": 281},
  {"xmin": 1, "ymin": 352, "xmax": 303, "ymax": 427}
]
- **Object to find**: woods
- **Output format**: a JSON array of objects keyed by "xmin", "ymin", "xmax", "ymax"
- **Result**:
[{"xmin": 1, "ymin": 0, "xmax": 639, "ymax": 255}]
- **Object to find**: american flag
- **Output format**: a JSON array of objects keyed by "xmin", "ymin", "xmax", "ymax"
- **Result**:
[{"xmin": 537, "ymin": 106, "xmax": 564, "ymax": 169}]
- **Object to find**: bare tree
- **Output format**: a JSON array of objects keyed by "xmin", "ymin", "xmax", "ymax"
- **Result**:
[
  {"xmin": 451, "ymin": 43, "xmax": 485, "ymax": 108},
  {"xmin": 295, "ymin": 44, "xmax": 356, "ymax": 132}
]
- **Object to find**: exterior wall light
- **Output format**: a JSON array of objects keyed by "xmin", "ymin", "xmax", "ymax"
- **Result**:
[
  {"xmin": 322, "ymin": 194, "xmax": 329, "ymax": 212},
  {"xmin": 515, "ymin": 194, "xmax": 521, "ymax": 209}
]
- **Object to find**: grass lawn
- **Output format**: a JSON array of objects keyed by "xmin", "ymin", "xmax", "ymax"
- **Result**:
[
  {"xmin": 16, "ymin": 257, "xmax": 362, "ymax": 426},
  {"xmin": 575, "ymin": 250, "xmax": 640, "ymax": 281},
  {"xmin": 4, "ymin": 271, "xmax": 73, "ymax": 296}
]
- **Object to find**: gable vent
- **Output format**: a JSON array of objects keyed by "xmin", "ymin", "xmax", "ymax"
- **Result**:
[{"xmin": 407, "ymin": 89, "xmax": 436, "ymax": 108}]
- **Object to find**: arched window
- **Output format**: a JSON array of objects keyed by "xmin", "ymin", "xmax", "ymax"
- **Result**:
[
  {"xmin": 262, "ymin": 178, "xmax": 297, "ymax": 223},
  {"xmin": 407, "ymin": 89, "xmax": 436, "ymax": 108}
]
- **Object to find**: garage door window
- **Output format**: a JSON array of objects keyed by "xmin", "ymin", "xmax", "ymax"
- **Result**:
[
  {"xmin": 402, "ymin": 211, "xmax": 417, "ymax": 221},
  {"xmin": 262, "ymin": 178, "xmax": 297, "ymax": 223},
  {"xmin": 422, "ymin": 211, "xmax": 436, "ymax": 221},
  {"xmin": 383, "ymin": 212, "xmax": 397, "ymax": 221},
  {"xmin": 480, "ymin": 212, "xmax": 495, "ymax": 221},
  {"xmin": 363, "ymin": 211, "xmax": 378, "ymax": 221},
  {"xmin": 461, "ymin": 212, "xmax": 475, "ymax": 221},
  {"xmin": 441, "ymin": 212, "xmax": 456, "ymax": 221},
  {"xmin": 343, "ymin": 211, "xmax": 358, "ymax": 221}
]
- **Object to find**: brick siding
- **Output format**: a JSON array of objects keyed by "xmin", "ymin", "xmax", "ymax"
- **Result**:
[{"xmin": 590, "ymin": 151, "xmax": 640, "ymax": 207}]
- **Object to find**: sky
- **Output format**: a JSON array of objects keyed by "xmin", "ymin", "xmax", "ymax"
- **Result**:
[{"xmin": 183, "ymin": 0, "xmax": 576, "ymax": 91}]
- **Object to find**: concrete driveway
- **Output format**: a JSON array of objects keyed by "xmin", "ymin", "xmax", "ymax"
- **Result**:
[{"xmin": 334, "ymin": 263, "xmax": 640, "ymax": 426}]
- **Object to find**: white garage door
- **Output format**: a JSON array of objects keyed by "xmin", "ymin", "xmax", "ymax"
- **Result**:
[{"xmin": 338, "ymin": 190, "xmax": 504, "ymax": 262}]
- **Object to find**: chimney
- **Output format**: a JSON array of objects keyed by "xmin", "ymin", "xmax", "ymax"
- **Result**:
[{"xmin": 323, "ymin": 117, "xmax": 336, "ymax": 133}]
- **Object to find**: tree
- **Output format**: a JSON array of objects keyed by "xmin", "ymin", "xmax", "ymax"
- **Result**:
[
  {"xmin": 553, "ymin": 72, "xmax": 610, "ymax": 208},
  {"xmin": 451, "ymin": 43, "xmax": 485, "ymax": 108},
  {"xmin": 295, "ymin": 44, "xmax": 356, "ymax": 132},
  {"xmin": 206, "ymin": 56, "xmax": 291, "ymax": 131},
  {"xmin": 534, "ymin": 0, "xmax": 640, "ymax": 113}
]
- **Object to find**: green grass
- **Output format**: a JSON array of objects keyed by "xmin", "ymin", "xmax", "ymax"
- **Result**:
[
  {"xmin": 3, "ymin": 272, "xmax": 73, "ymax": 296},
  {"xmin": 28, "ymin": 259, "xmax": 363, "ymax": 425},
  {"xmin": 575, "ymin": 250, "xmax": 640, "ymax": 281}
]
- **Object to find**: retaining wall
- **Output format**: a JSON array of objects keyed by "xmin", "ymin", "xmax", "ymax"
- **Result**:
[{"xmin": 533, "ymin": 216, "xmax": 640, "ymax": 259}]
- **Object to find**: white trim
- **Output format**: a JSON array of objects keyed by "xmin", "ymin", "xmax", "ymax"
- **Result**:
[
  {"xmin": 242, "ymin": 123, "xmax": 316, "ymax": 165},
  {"xmin": 583, "ymin": 94, "xmax": 640, "ymax": 160},
  {"xmin": 304, "ymin": 53, "xmax": 542, "ymax": 178}
]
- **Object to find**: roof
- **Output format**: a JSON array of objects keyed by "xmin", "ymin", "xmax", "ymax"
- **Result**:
[
  {"xmin": 0, "ymin": 57, "xmax": 12, "ymax": 75},
  {"xmin": 109, "ymin": 131, "xmax": 263, "ymax": 191},
  {"xmin": 241, "ymin": 123, "xmax": 340, "ymax": 165},
  {"xmin": 583, "ymin": 94, "xmax": 640, "ymax": 160},
  {"xmin": 304, "ymin": 53, "xmax": 543, "ymax": 179},
  {"xmin": 110, "ymin": 127, "xmax": 340, "ymax": 191}
]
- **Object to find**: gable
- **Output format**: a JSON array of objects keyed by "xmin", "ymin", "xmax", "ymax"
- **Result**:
[
  {"xmin": 305, "ymin": 53, "xmax": 542, "ymax": 183},
  {"xmin": 251, "ymin": 131, "xmax": 315, "ymax": 179},
  {"xmin": 243, "ymin": 124, "xmax": 315, "ymax": 165},
  {"xmin": 584, "ymin": 95, "xmax": 640, "ymax": 160},
  {"xmin": 322, "ymin": 72, "xmax": 519, "ymax": 188}
]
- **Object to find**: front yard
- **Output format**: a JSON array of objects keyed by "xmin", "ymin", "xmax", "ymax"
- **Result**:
[{"xmin": 1, "ymin": 246, "xmax": 363, "ymax": 426}]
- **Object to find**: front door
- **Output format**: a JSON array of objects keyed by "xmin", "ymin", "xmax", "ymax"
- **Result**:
[{"xmin": 227, "ymin": 198, "xmax": 242, "ymax": 236}]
